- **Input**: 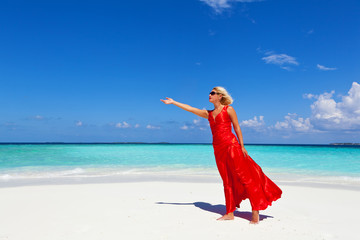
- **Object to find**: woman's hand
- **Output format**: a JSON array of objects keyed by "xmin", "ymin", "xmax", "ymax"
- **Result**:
[
  {"xmin": 160, "ymin": 97, "xmax": 174, "ymax": 104},
  {"xmin": 160, "ymin": 98, "xmax": 209, "ymax": 119},
  {"xmin": 241, "ymin": 146, "xmax": 249, "ymax": 158}
]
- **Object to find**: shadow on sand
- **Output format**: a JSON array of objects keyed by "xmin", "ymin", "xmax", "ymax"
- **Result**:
[{"xmin": 156, "ymin": 201, "xmax": 273, "ymax": 222}]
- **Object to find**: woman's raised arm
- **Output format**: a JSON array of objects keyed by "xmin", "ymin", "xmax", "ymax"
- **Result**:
[{"xmin": 160, "ymin": 97, "xmax": 209, "ymax": 119}]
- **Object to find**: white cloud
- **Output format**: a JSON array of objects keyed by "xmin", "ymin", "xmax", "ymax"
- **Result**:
[
  {"xmin": 280, "ymin": 66, "xmax": 292, "ymax": 71},
  {"xmin": 303, "ymin": 93, "xmax": 317, "ymax": 99},
  {"xmin": 116, "ymin": 121, "xmax": 131, "ymax": 128},
  {"xmin": 146, "ymin": 124, "xmax": 160, "ymax": 130},
  {"xmin": 76, "ymin": 121, "xmax": 83, "ymax": 127},
  {"xmin": 200, "ymin": 0, "xmax": 262, "ymax": 14},
  {"xmin": 274, "ymin": 113, "xmax": 313, "ymax": 132},
  {"xmin": 242, "ymin": 82, "xmax": 360, "ymax": 135},
  {"xmin": 311, "ymin": 91, "xmax": 341, "ymax": 120},
  {"xmin": 262, "ymin": 53, "xmax": 299, "ymax": 68},
  {"xmin": 193, "ymin": 119, "xmax": 201, "ymax": 124},
  {"xmin": 240, "ymin": 116, "xmax": 265, "ymax": 131},
  {"xmin": 180, "ymin": 118, "xmax": 209, "ymax": 131},
  {"xmin": 180, "ymin": 125, "xmax": 189, "ymax": 130},
  {"xmin": 193, "ymin": 118, "xmax": 209, "ymax": 130},
  {"xmin": 34, "ymin": 115, "xmax": 44, "ymax": 120},
  {"xmin": 317, "ymin": 64, "xmax": 337, "ymax": 71},
  {"xmin": 309, "ymin": 82, "xmax": 360, "ymax": 130},
  {"xmin": 200, "ymin": 0, "xmax": 231, "ymax": 13},
  {"xmin": 134, "ymin": 124, "xmax": 140, "ymax": 128}
]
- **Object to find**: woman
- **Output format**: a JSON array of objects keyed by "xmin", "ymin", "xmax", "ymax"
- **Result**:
[{"xmin": 161, "ymin": 86, "xmax": 282, "ymax": 224}]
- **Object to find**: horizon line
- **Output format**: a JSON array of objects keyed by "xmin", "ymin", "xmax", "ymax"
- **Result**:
[{"xmin": 0, "ymin": 142, "xmax": 359, "ymax": 146}]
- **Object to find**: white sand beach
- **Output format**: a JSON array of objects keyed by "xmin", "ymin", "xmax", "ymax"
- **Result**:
[{"xmin": 0, "ymin": 178, "xmax": 359, "ymax": 240}]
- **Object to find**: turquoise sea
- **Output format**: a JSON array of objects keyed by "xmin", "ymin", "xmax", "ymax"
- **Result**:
[{"xmin": 1, "ymin": 143, "xmax": 360, "ymax": 186}]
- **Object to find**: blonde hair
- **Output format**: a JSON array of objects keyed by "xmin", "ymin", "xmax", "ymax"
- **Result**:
[{"xmin": 213, "ymin": 86, "xmax": 233, "ymax": 105}]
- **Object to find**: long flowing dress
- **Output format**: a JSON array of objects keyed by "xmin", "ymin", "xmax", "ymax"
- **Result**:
[{"xmin": 208, "ymin": 105, "xmax": 282, "ymax": 214}]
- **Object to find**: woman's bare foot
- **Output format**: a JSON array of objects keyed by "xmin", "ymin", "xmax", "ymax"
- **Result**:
[
  {"xmin": 217, "ymin": 212, "xmax": 234, "ymax": 221},
  {"xmin": 250, "ymin": 210, "xmax": 259, "ymax": 224}
]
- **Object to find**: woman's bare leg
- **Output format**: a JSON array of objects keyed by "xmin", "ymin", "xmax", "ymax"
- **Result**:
[
  {"xmin": 250, "ymin": 210, "xmax": 259, "ymax": 224},
  {"xmin": 217, "ymin": 212, "xmax": 234, "ymax": 220}
]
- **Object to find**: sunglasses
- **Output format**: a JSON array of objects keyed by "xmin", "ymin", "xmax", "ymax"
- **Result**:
[{"xmin": 209, "ymin": 91, "xmax": 220, "ymax": 95}]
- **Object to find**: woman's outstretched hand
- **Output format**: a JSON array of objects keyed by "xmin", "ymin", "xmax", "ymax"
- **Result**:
[{"xmin": 160, "ymin": 97, "xmax": 174, "ymax": 104}]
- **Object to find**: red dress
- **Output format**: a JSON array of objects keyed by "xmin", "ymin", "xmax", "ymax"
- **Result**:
[{"xmin": 208, "ymin": 105, "xmax": 282, "ymax": 213}]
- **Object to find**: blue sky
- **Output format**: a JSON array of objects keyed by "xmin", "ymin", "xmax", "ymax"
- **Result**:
[{"xmin": 1, "ymin": 0, "xmax": 359, "ymax": 144}]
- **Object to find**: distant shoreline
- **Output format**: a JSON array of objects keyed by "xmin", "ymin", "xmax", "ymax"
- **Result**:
[{"xmin": 329, "ymin": 143, "xmax": 360, "ymax": 145}]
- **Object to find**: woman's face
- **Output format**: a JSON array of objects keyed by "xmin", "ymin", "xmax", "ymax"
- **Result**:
[{"xmin": 209, "ymin": 89, "xmax": 222, "ymax": 103}]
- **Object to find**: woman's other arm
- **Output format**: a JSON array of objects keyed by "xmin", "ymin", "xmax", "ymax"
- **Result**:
[
  {"xmin": 160, "ymin": 97, "xmax": 209, "ymax": 119},
  {"xmin": 227, "ymin": 106, "xmax": 249, "ymax": 157}
]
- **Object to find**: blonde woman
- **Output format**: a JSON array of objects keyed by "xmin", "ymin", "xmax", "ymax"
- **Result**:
[{"xmin": 161, "ymin": 87, "xmax": 282, "ymax": 224}]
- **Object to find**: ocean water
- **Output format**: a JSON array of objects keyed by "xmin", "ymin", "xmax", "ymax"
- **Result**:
[{"xmin": 1, "ymin": 144, "xmax": 360, "ymax": 185}]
